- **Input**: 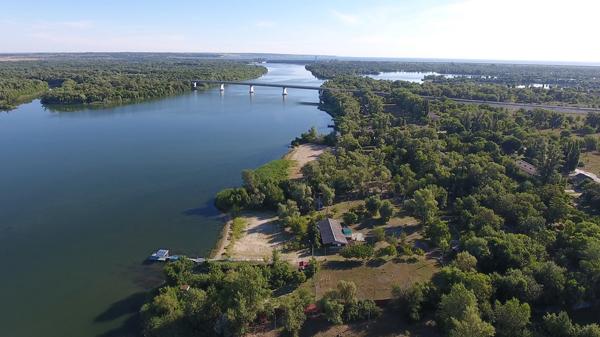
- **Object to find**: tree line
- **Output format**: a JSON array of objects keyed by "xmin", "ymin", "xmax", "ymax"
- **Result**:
[
  {"xmin": 306, "ymin": 60, "xmax": 600, "ymax": 90},
  {"xmin": 0, "ymin": 57, "xmax": 267, "ymax": 111}
]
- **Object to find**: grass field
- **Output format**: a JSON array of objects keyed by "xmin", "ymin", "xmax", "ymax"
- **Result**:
[
  {"xmin": 254, "ymin": 159, "xmax": 292, "ymax": 183},
  {"xmin": 305, "ymin": 258, "xmax": 439, "ymax": 300}
]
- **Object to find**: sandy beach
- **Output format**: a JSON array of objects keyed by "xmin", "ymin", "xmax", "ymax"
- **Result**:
[{"xmin": 212, "ymin": 143, "xmax": 327, "ymax": 260}]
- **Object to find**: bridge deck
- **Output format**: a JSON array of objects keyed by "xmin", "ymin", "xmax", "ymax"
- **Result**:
[
  {"xmin": 190, "ymin": 80, "xmax": 363, "ymax": 92},
  {"xmin": 188, "ymin": 80, "xmax": 599, "ymax": 114}
]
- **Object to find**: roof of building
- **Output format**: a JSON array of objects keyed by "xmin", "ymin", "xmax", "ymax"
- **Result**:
[
  {"xmin": 516, "ymin": 159, "xmax": 537, "ymax": 176},
  {"xmin": 571, "ymin": 169, "xmax": 600, "ymax": 183},
  {"xmin": 156, "ymin": 249, "xmax": 169, "ymax": 257},
  {"xmin": 428, "ymin": 112, "xmax": 442, "ymax": 120},
  {"xmin": 318, "ymin": 218, "xmax": 348, "ymax": 245},
  {"xmin": 180, "ymin": 285, "xmax": 190, "ymax": 292}
]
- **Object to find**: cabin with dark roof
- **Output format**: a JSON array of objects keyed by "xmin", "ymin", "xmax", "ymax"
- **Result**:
[
  {"xmin": 516, "ymin": 159, "xmax": 537, "ymax": 176},
  {"xmin": 318, "ymin": 218, "xmax": 348, "ymax": 247}
]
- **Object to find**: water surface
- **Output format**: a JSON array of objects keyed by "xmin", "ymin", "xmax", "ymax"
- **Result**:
[{"xmin": 0, "ymin": 64, "xmax": 329, "ymax": 337}]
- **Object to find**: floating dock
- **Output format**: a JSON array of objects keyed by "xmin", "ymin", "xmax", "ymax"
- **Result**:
[{"xmin": 148, "ymin": 249, "xmax": 263, "ymax": 263}]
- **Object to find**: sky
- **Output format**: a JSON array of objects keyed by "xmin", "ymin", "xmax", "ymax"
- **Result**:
[{"xmin": 1, "ymin": 0, "xmax": 598, "ymax": 63}]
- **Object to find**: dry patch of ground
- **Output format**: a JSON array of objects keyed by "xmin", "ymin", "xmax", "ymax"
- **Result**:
[
  {"xmin": 225, "ymin": 212, "xmax": 314, "ymax": 263},
  {"xmin": 285, "ymin": 143, "xmax": 328, "ymax": 179},
  {"xmin": 304, "ymin": 258, "xmax": 438, "ymax": 301}
]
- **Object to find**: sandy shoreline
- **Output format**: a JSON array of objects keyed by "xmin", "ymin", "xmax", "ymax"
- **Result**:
[{"xmin": 211, "ymin": 143, "xmax": 327, "ymax": 260}]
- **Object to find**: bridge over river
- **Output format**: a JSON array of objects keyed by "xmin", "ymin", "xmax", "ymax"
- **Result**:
[
  {"xmin": 188, "ymin": 80, "xmax": 600, "ymax": 115},
  {"xmin": 189, "ymin": 79, "xmax": 376, "ymax": 95}
]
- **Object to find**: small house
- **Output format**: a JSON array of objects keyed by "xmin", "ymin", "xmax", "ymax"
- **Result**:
[
  {"xmin": 569, "ymin": 169, "xmax": 600, "ymax": 184},
  {"xmin": 516, "ymin": 159, "xmax": 537, "ymax": 176},
  {"xmin": 318, "ymin": 218, "xmax": 348, "ymax": 247},
  {"xmin": 180, "ymin": 285, "xmax": 190, "ymax": 292},
  {"xmin": 299, "ymin": 261, "xmax": 308, "ymax": 268}
]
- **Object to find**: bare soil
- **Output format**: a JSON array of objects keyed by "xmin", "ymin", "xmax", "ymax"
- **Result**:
[{"xmin": 285, "ymin": 143, "xmax": 329, "ymax": 180}]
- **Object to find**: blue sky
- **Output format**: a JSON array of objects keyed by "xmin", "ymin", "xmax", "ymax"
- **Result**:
[{"xmin": 1, "ymin": 0, "xmax": 598, "ymax": 62}]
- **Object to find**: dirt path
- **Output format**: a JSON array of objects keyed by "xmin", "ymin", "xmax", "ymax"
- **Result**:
[{"xmin": 285, "ymin": 143, "xmax": 328, "ymax": 179}]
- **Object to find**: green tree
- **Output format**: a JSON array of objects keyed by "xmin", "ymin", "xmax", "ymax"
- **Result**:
[
  {"xmin": 379, "ymin": 244, "xmax": 397, "ymax": 258},
  {"xmin": 365, "ymin": 195, "xmax": 382, "ymax": 216},
  {"xmin": 450, "ymin": 305, "xmax": 495, "ymax": 337},
  {"xmin": 343, "ymin": 211, "xmax": 359, "ymax": 225},
  {"xmin": 280, "ymin": 293, "xmax": 307, "ymax": 337},
  {"xmin": 425, "ymin": 218, "xmax": 451, "ymax": 248},
  {"xmin": 493, "ymin": 298, "xmax": 530, "ymax": 337},
  {"xmin": 562, "ymin": 138, "xmax": 581, "ymax": 173},
  {"xmin": 437, "ymin": 283, "xmax": 477, "ymax": 332},
  {"xmin": 373, "ymin": 226, "xmax": 386, "ymax": 242},
  {"xmin": 319, "ymin": 183, "xmax": 335, "ymax": 206},
  {"xmin": 584, "ymin": 135, "xmax": 598, "ymax": 151},
  {"xmin": 214, "ymin": 188, "xmax": 250, "ymax": 213},
  {"xmin": 409, "ymin": 188, "xmax": 438, "ymax": 225},
  {"xmin": 318, "ymin": 290, "xmax": 344, "ymax": 325},
  {"xmin": 337, "ymin": 280, "xmax": 357, "ymax": 303},
  {"xmin": 379, "ymin": 200, "xmax": 395, "ymax": 222},
  {"xmin": 289, "ymin": 216, "xmax": 308, "ymax": 237},
  {"xmin": 452, "ymin": 252, "xmax": 478, "ymax": 272},
  {"xmin": 392, "ymin": 282, "xmax": 424, "ymax": 323}
]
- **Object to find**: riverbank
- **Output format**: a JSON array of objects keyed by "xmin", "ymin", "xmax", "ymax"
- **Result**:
[{"xmin": 212, "ymin": 143, "xmax": 327, "ymax": 260}]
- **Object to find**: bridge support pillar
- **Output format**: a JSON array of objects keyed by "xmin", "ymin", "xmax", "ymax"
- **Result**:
[
  {"xmin": 220, "ymin": 83, "xmax": 225, "ymax": 91},
  {"xmin": 192, "ymin": 82, "xmax": 197, "ymax": 88},
  {"xmin": 249, "ymin": 85, "xmax": 254, "ymax": 93},
  {"xmin": 282, "ymin": 87, "xmax": 287, "ymax": 96}
]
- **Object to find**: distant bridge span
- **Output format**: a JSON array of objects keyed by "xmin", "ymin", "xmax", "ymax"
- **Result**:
[
  {"xmin": 188, "ymin": 80, "xmax": 599, "ymax": 114},
  {"xmin": 188, "ymin": 80, "xmax": 387, "ymax": 95}
]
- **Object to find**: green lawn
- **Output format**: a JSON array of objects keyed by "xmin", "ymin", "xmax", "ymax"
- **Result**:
[{"xmin": 254, "ymin": 159, "xmax": 292, "ymax": 183}]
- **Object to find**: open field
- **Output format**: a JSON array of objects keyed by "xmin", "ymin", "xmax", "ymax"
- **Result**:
[
  {"xmin": 307, "ymin": 258, "xmax": 438, "ymax": 300},
  {"xmin": 284, "ymin": 143, "xmax": 329, "ymax": 180}
]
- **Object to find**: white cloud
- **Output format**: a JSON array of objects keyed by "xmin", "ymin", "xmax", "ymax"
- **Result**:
[{"xmin": 331, "ymin": 10, "xmax": 359, "ymax": 25}]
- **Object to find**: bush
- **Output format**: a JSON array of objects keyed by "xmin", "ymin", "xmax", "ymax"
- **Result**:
[
  {"xmin": 214, "ymin": 188, "xmax": 250, "ymax": 213},
  {"xmin": 292, "ymin": 271, "xmax": 307, "ymax": 285},
  {"xmin": 340, "ymin": 244, "xmax": 375, "ymax": 260},
  {"xmin": 581, "ymin": 125, "xmax": 596, "ymax": 135},
  {"xmin": 373, "ymin": 226, "xmax": 386, "ymax": 242},
  {"xmin": 305, "ymin": 258, "xmax": 321, "ymax": 278},
  {"xmin": 344, "ymin": 211, "xmax": 359, "ymax": 225},
  {"xmin": 415, "ymin": 248, "xmax": 425, "ymax": 256}
]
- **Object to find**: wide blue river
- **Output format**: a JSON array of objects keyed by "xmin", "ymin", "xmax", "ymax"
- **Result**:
[{"xmin": 0, "ymin": 64, "xmax": 424, "ymax": 336}]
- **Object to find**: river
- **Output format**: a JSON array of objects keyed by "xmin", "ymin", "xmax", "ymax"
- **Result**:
[{"xmin": 0, "ymin": 64, "xmax": 425, "ymax": 337}]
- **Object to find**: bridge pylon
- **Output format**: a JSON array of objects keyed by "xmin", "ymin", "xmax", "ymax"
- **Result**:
[
  {"xmin": 219, "ymin": 84, "xmax": 225, "ymax": 92},
  {"xmin": 282, "ymin": 87, "xmax": 287, "ymax": 96},
  {"xmin": 249, "ymin": 85, "xmax": 254, "ymax": 93}
]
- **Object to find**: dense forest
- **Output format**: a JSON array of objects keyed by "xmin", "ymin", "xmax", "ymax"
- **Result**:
[
  {"xmin": 0, "ymin": 56, "xmax": 267, "ymax": 111},
  {"xmin": 306, "ymin": 61, "xmax": 600, "ymax": 88},
  {"xmin": 142, "ymin": 68, "xmax": 600, "ymax": 336},
  {"xmin": 307, "ymin": 62, "xmax": 600, "ymax": 108},
  {"xmin": 320, "ymin": 75, "xmax": 600, "ymax": 108}
]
